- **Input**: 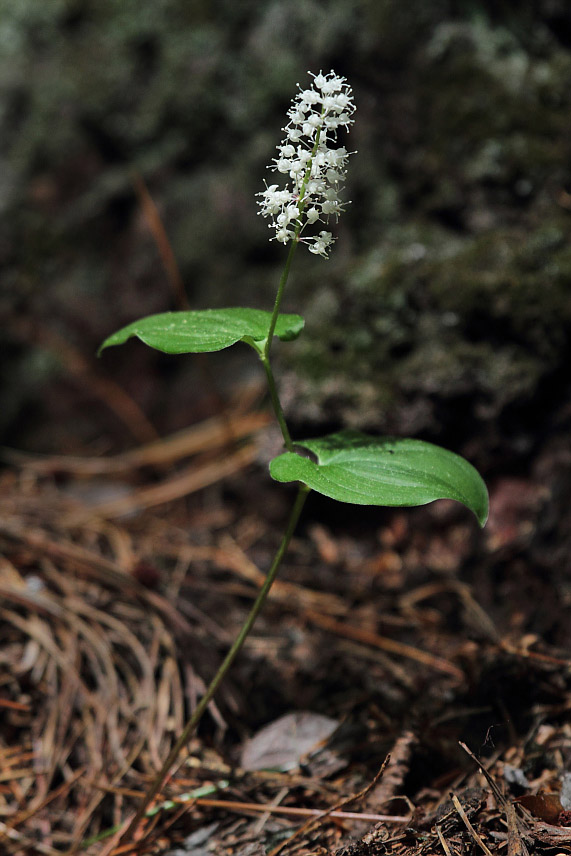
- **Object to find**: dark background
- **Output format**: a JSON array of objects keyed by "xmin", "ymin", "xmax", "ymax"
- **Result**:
[{"xmin": 1, "ymin": 0, "xmax": 570, "ymax": 475}]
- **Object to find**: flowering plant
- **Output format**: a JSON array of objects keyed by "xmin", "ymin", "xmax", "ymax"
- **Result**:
[{"xmin": 100, "ymin": 71, "xmax": 488, "ymax": 840}]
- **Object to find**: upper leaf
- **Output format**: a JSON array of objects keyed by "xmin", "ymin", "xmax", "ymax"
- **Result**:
[
  {"xmin": 270, "ymin": 430, "xmax": 489, "ymax": 526},
  {"xmin": 98, "ymin": 308, "xmax": 305, "ymax": 356}
]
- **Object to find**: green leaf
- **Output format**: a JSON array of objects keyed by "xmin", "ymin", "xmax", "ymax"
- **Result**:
[
  {"xmin": 98, "ymin": 308, "xmax": 305, "ymax": 356},
  {"xmin": 270, "ymin": 430, "xmax": 489, "ymax": 526}
]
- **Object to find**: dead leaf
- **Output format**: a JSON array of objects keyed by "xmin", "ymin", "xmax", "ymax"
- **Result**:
[
  {"xmin": 517, "ymin": 793, "xmax": 563, "ymax": 825},
  {"xmin": 240, "ymin": 711, "xmax": 339, "ymax": 772}
]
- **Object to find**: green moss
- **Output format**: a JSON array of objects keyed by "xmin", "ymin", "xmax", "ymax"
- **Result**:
[{"xmin": 288, "ymin": 210, "xmax": 571, "ymax": 435}]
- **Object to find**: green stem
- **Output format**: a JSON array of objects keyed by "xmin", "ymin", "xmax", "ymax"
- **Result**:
[
  {"xmin": 264, "ymin": 236, "xmax": 299, "ymax": 359},
  {"xmin": 260, "ymin": 354, "xmax": 294, "ymax": 452},
  {"xmin": 263, "ymin": 118, "xmax": 325, "ymax": 434},
  {"xmin": 297, "ymin": 122, "xmax": 323, "ymax": 216},
  {"xmin": 119, "ymin": 484, "xmax": 310, "ymax": 846}
]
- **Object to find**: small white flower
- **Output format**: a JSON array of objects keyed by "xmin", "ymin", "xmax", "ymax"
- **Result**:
[
  {"xmin": 276, "ymin": 228, "xmax": 292, "ymax": 244},
  {"xmin": 300, "ymin": 88, "xmax": 320, "ymax": 106},
  {"xmin": 321, "ymin": 199, "xmax": 340, "ymax": 216},
  {"xmin": 307, "ymin": 231, "xmax": 334, "ymax": 256},
  {"xmin": 320, "ymin": 76, "xmax": 343, "ymax": 94},
  {"xmin": 286, "ymin": 127, "xmax": 303, "ymax": 142},
  {"xmin": 256, "ymin": 70, "xmax": 355, "ymax": 258}
]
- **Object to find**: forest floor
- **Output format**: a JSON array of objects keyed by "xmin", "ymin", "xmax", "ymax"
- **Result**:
[{"xmin": 1, "ymin": 400, "xmax": 570, "ymax": 856}]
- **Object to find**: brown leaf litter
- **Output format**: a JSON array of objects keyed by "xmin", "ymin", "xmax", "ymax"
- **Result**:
[{"xmin": 0, "ymin": 411, "xmax": 570, "ymax": 855}]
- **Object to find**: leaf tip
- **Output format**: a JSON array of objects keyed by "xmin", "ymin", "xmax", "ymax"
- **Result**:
[
  {"xmin": 476, "ymin": 497, "xmax": 489, "ymax": 529},
  {"xmin": 97, "ymin": 332, "xmax": 122, "ymax": 357}
]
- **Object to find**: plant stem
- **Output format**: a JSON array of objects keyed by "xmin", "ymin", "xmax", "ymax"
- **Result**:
[
  {"xmin": 264, "ymin": 237, "xmax": 299, "ymax": 359},
  {"xmin": 263, "ymin": 123, "xmax": 325, "ymax": 441},
  {"xmin": 262, "ymin": 229, "xmax": 302, "ymax": 452},
  {"xmin": 260, "ymin": 353, "xmax": 294, "ymax": 452},
  {"xmin": 119, "ymin": 484, "xmax": 310, "ymax": 846}
]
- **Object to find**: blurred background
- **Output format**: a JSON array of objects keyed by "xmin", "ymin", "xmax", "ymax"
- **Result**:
[{"xmin": 1, "ymin": 0, "xmax": 570, "ymax": 470}]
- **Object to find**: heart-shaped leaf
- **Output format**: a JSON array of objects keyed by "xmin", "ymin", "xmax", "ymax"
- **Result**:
[
  {"xmin": 99, "ymin": 308, "xmax": 304, "ymax": 356},
  {"xmin": 270, "ymin": 430, "xmax": 488, "ymax": 526}
]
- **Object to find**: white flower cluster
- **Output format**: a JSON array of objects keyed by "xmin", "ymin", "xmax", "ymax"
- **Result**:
[{"xmin": 257, "ymin": 71, "xmax": 355, "ymax": 258}]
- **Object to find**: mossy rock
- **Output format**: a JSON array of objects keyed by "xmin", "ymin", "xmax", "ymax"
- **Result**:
[{"xmin": 285, "ymin": 218, "xmax": 571, "ymax": 461}]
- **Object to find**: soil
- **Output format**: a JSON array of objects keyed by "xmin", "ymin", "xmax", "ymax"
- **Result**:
[{"xmin": 1, "ymin": 400, "xmax": 569, "ymax": 855}]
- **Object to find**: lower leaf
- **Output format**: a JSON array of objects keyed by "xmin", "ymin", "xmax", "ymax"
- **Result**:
[{"xmin": 270, "ymin": 430, "xmax": 488, "ymax": 526}]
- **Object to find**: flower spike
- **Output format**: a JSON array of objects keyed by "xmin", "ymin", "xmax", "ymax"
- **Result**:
[{"xmin": 257, "ymin": 70, "xmax": 355, "ymax": 258}]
